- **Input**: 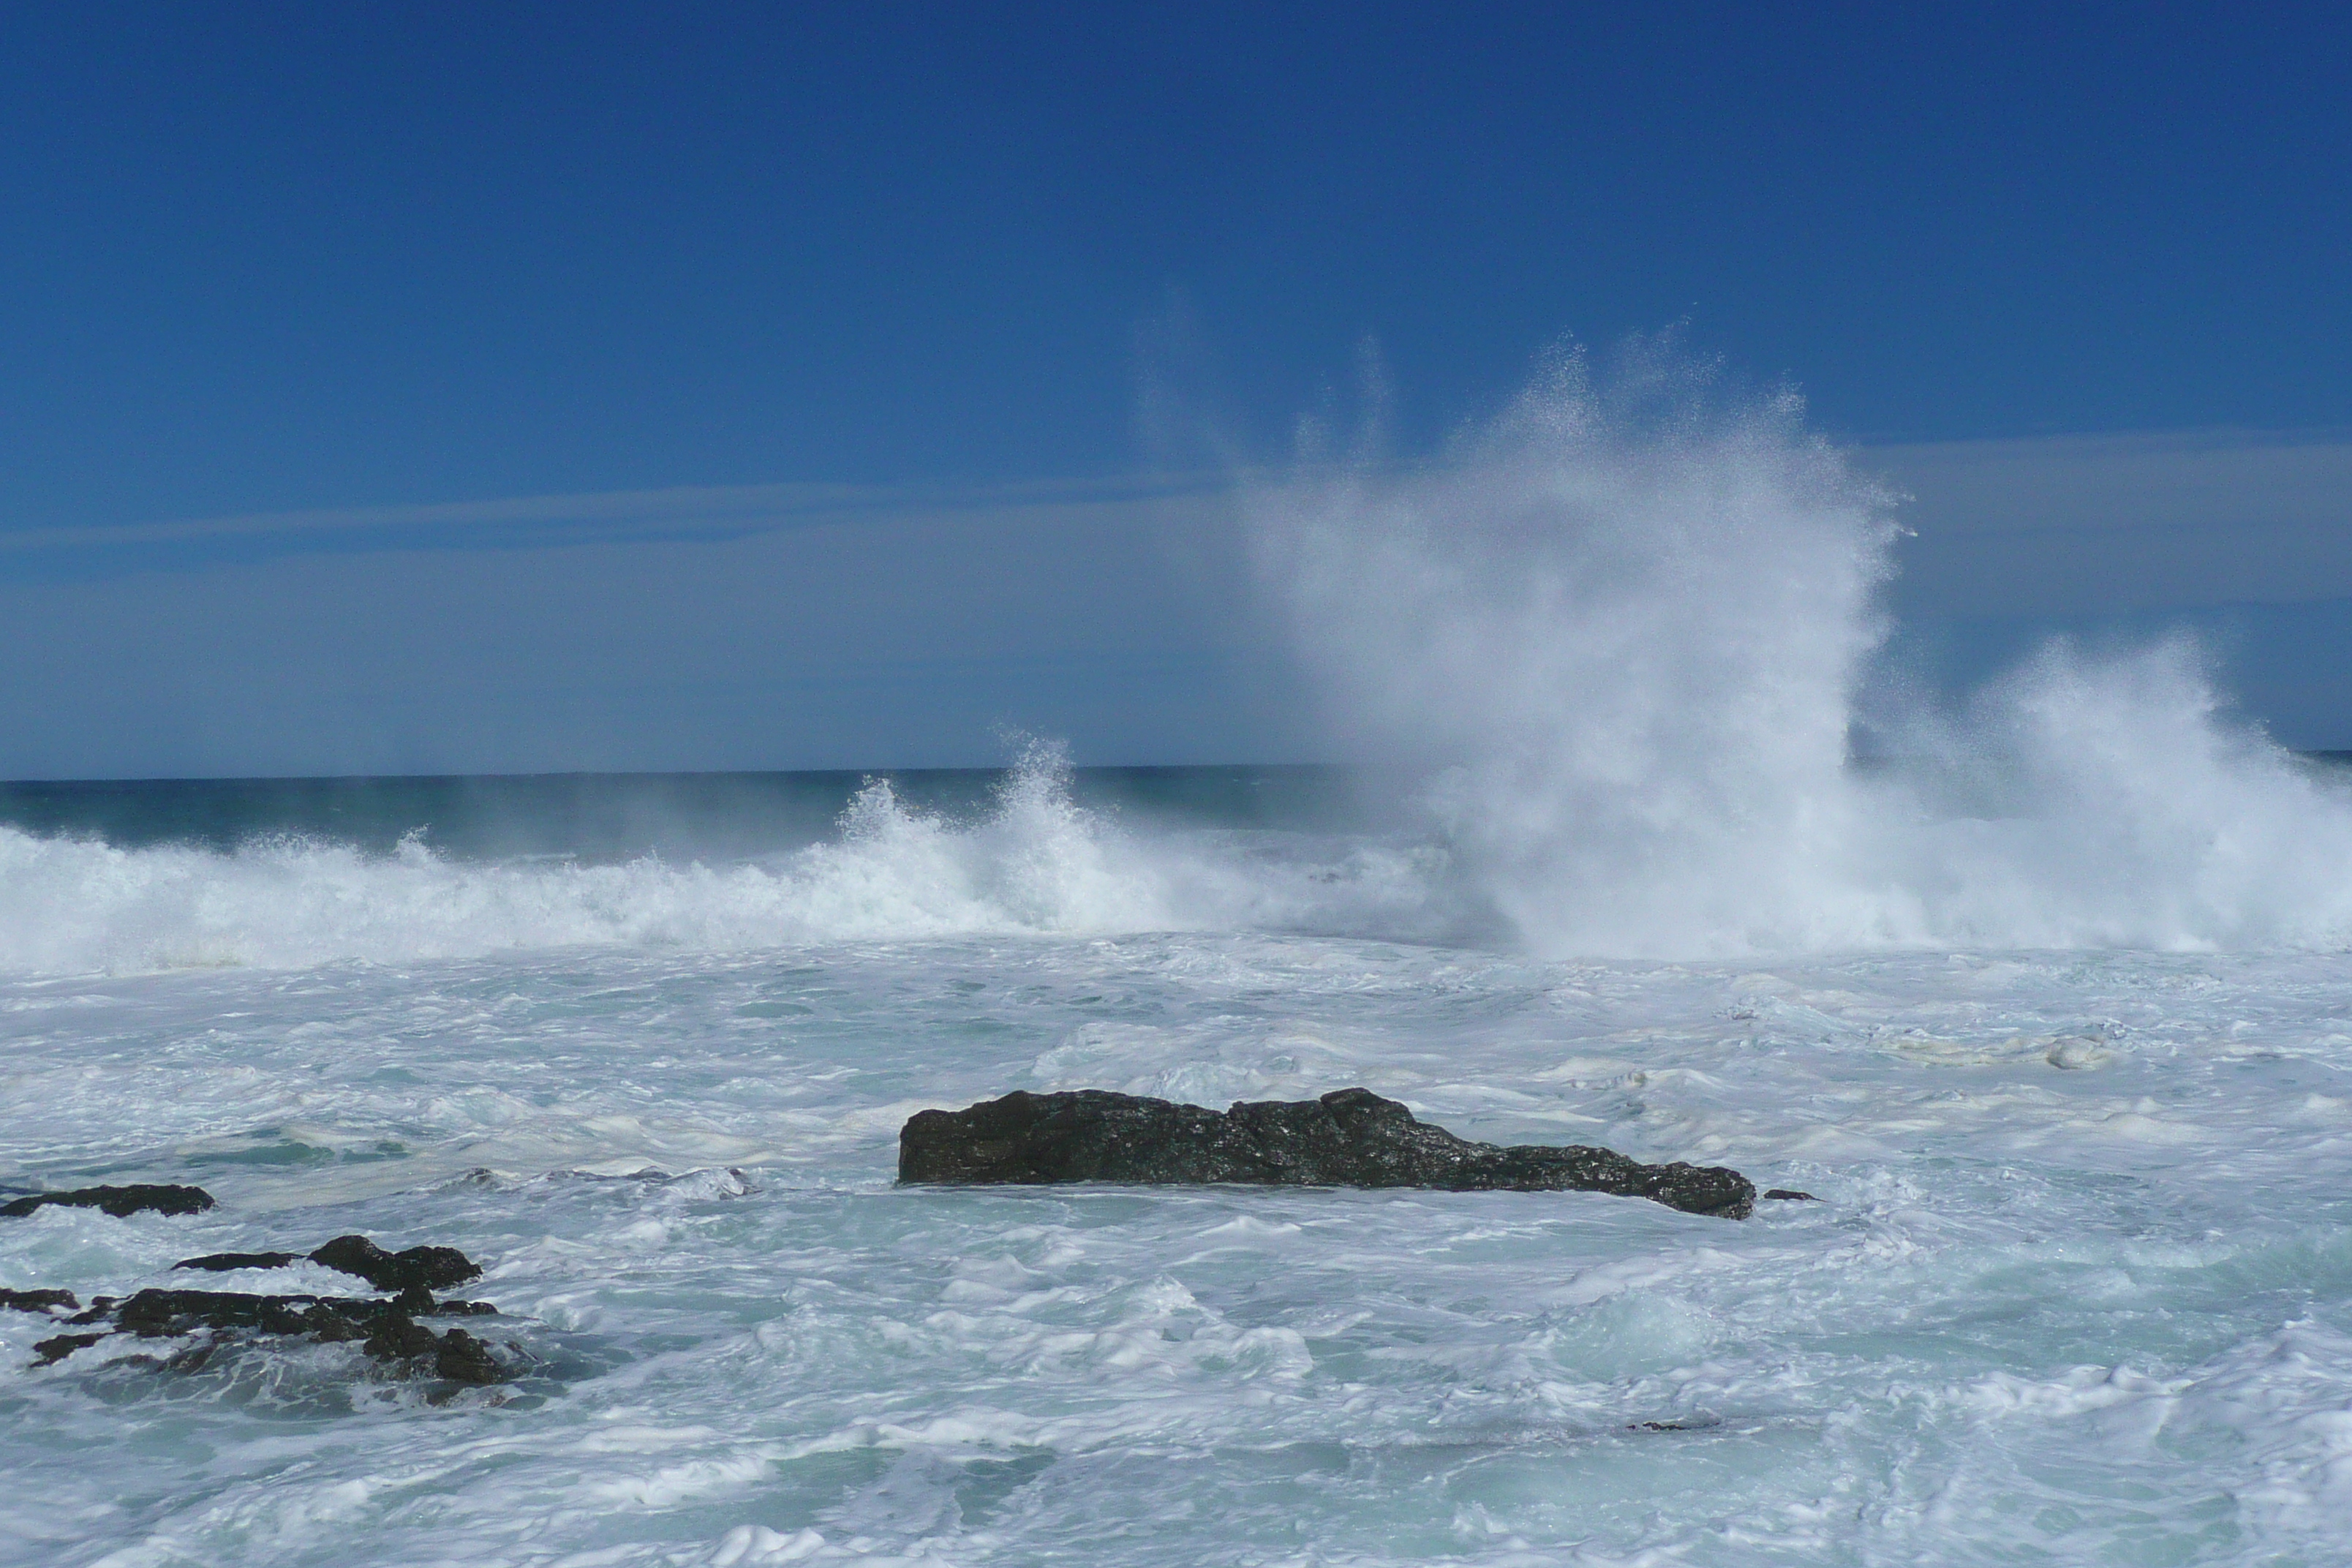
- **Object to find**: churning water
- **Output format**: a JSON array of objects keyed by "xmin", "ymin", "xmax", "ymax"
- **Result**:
[{"xmin": 5, "ymin": 355, "xmax": 2352, "ymax": 1566}]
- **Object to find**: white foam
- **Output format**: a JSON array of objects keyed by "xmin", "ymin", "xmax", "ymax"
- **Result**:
[
  {"xmin": 0, "ymin": 747, "xmax": 1184, "ymax": 978},
  {"xmin": 1246, "ymin": 340, "xmax": 2352, "ymax": 956}
]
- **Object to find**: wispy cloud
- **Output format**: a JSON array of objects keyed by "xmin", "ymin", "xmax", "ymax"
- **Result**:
[
  {"xmin": 4, "ymin": 427, "xmax": 2347, "ymax": 772},
  {"xmin": 1867, "ymin": 429, "xmax": 2352, "ymax": 615},
  {"xmin": 0, "ymin": 473, "xmax": 1229, "ymax": 558}
]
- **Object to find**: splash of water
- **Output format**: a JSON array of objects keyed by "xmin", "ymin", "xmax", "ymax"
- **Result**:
[
  {"xmin": 0, "ymin": 746, "xmax": 1175, "ymax": 977},
  {"xmin": 1245, "ymin": 340, "xmax": 2352, "ymax": 956}
]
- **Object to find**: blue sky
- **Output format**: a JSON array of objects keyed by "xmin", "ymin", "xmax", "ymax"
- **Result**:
[{"xmin": 2, "ymin": 4, "xmax": 2347, "ymax": 774}]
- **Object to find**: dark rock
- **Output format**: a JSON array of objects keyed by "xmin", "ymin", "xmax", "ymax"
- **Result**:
[
  {"xmin": 303, "ymin": 1302, "xmax": 372, "ymax": 1343},
  {"xmin": 117, "ymin": 1288, "xmax": 348, "ymax": 1338},
  {"xmin": 0, "ymin": 1287, "xmax": 80, "ymax": 1314},
  {"xmin": 900, "ymin": 1088, "xmax": 1757, "ymax": 1218},
  {"xmin": 32, "ymin": 1332, "xmax": 103, "ymax": 1366},
  {"xmin": 174, "ymin": 1251, "xmax": 298, "ymax": 1273},
  {"xmin": 1762, "ymin": 1189, "xmax": 1819, "ymax": 1202},
  {"xmin": 309, "ymin": 1235, "xmax": 483, "ymax": 1293},
  {"xmin": 434, "ymin": 1327, "xmax": 504, "ymax": 1384},
  {"xmin": 363, "ymin": 1309, "xmax": 442, "ymax": 1362},
  {"xmin": 29, "ymin": 1287, "xmax": 510, "ymax": 1384},
  {"xmin": 0, "ymin": 1184, "xmax": 216, "ymax": 1219},
  {"xmin": 361, "ymin": 1308, "xmax": 509, "ymax": 1383},
  {"xmin": 64, "ymin": 1297, "xmax": 118, "ymax": 1324}
]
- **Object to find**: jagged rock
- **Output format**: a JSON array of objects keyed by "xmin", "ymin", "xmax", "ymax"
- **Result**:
[
  {"xmin": 309, "ymin": 1235, "xmax": 482, "ymax": 1293},
  {"xmin": 363, "ymin": 1308, "xmax": 443, "ymax": 1361},
  {"xmin": 32, "ymin": 1333, "xmax": 103, "ymax": 1366},
  {"xmin": 119, "ymin": 1288, "xmax": 342, "ymax": 1338},
  {"xmin": 26, "ymin": 1286, "xmax": 512, "ymax": 1382},
  {"xmin": 431, "ymin": 1327, "xmax": 505, "ymax": 1384},
  {"xmin": 0, "ymin": 1184, "xmax": 216, "ymax": 1219},
  {"xmin": 900, "ymin": 1088, "xmax": 1757, "ymax": 1218},
  {"xmin": 174, "ymin": 1251, "xmax": 298, "ymax": 1273},
  {"xmin": 0, "ymin": 1287, "xmax": 80, "ymax": 1314}
]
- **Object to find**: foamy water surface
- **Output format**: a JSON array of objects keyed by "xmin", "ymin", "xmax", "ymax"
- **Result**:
[
  {"xmin": 6, "ymin": 909, "xmax": 2352, "ymax": 1567},
  {"xmin": 8, "ymin": 355, "xmax": 2352, "ymax": 1564}
]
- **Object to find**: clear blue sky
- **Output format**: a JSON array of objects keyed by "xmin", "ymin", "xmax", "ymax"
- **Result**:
[{"xmin": 2, "ymin": 4, "xmax": 2347, "ymax": 773}]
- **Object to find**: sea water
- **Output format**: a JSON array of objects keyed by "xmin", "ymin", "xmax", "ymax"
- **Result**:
[{"xmin": 7, "ymin": 350, "xmax": 2352, "ymax": 1566}]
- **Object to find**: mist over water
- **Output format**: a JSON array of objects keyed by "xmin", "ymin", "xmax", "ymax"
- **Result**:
[{"xmin": 1246, "ymin": 343, "xmax": 2352, "ymax": 956}]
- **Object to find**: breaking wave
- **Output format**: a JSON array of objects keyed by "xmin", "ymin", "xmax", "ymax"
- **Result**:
[
  {"xmin": 0, "ymin": 747, "xmax": 1447, "ymax": 978},
  {"xmin": 1245, "ymin": 339, "xmax": 2352, "ymax": 955},
  {"xmin": 10, "ymin": 344, "xmax": 2352, "ymax": 973}
]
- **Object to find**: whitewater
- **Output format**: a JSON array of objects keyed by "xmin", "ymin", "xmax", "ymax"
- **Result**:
[{"xmin": 7, "ymin": 355, "xmax": 2352, "ymax": 1567}]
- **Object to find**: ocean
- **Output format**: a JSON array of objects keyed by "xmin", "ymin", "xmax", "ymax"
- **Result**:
[{"xmin": 8, "ymin": 364, "xmax": 2352, "ymax": 1566}]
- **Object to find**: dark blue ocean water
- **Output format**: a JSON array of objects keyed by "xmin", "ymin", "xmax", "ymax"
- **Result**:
[{"xmin": 0, "ymin": 764, "xmax": 1358, "ymax": 862}]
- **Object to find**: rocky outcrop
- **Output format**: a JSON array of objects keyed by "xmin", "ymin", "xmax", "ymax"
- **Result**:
[
  {"xmin": 900, "ymin": 1087, "xmax": 1757, "ymax": 1218},
  {"xmin": 18, "ymin": 1231, "xmax": 510, "ymax": 1387},
  {"xmin": 168, "ymin": 1235, "xmax": 486, "ymax": 1294},
  {"xmin": 1, "ymin": 1184, "xmax": 216, "ymax": 1218},
  {"xmin": 26, "ymin": 1285, "xmax": 508, "ymax": 1381},
  {"xmin": 26, "ymin": 1286, "xmax": 506, "ymax": 1379},
  {"xmin": 306, "ymin": 1235, "xmax": 483, "ymax": 1293}
]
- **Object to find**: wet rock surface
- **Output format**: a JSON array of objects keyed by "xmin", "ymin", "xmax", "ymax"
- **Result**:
[
  {"xmin": 308, "ymin": 1234, "xmax": 483, "ymax": 1293},
  {"xmin": 173, "ymin": 1250, "xmax": 299, "ymax": 1273},
  {"xmin": 17, "ymin": 1234, "xmax": 512, "ymax": 1387},
  {"xmin": 901, "ymin": 1087, "xmax": 1757, "ymax": 1218},
  {"xmin": 1, "ymin": 1183, "xmax": 216, "ymax": 1218}
]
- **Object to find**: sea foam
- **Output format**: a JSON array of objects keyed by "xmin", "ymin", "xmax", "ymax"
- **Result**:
[
  {"xmin": 0, "ymin": 747, "xmax": 1447, "ymax": 978},
  {"xmin": 1245, "ymin": 339, "xmax": 2352, "ymax": 956},
  {"xmin": 0, "ymin": 749, "xmax": 1166, "ymax": 977}
]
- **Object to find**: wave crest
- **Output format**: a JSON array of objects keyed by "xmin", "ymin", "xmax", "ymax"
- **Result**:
[{"xmin": 0, "ymin": 747, "xmax": 1181, "ymax": 976}]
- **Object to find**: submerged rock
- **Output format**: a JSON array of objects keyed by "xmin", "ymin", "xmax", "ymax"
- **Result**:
[
  {"xmin": 0, "ymin": 1183, "xmax": 216, "ymax": 1219},
  {"xmin": 308, "ymin": 1235, "xmax": 483, "ymax": 1293},
  {"xmin": 900, "ymin": 1088, "xmax": 1757, "ymax": 1218},
  {"xmin": 174, "ymin": 1251, "xmax": 299, "ymax": 1273}
]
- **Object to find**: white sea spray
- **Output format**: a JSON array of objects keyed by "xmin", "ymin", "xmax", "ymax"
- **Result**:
[{"xmin": 1245, "ymin": 341, "xmax": 2352, "ymax": 955}]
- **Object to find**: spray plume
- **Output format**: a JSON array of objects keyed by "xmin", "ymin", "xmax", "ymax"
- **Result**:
[{"xmin": 1245, "ymin": 339, "xmax": 2352, "ymax": 954}]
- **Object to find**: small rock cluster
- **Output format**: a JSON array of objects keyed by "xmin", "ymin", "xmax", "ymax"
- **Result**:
[{"xmin": 1, "ymin": 1185, "xmax": 514, "ymax": 1389}]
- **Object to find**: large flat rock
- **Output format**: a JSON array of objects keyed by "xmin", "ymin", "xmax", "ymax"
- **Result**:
[{"xmin": 900, "ymin": 1088, "xmax": 1755, "ymax": 1218}]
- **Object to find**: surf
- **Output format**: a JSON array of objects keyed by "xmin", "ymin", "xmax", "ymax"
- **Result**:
[{"xmin": 1243, "ymin": 336, "xmax": 2352, "ymax": 955}]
